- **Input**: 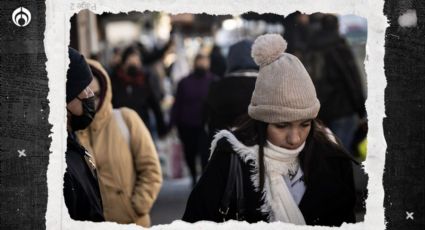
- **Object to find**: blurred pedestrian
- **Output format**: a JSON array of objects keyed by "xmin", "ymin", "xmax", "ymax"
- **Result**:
[
  {"xmin": 170, "ymin": 53, "xmax": 216, "ymax": 187},
  {"xmin": 206, "ymin": 39, "xmax": 259, "ymax": 141},
  {"xmin": 107, "ymin": 47, "xmax": 122, "ymax": 76},
  {"xmin": 136, "ymin": 39, "xmax": 174, "ymax": 104},
  {"xmin": 111, "ymin": 45, "xmax": 167, "ymax": 137},
  {"xmin": 76, "ymin": 59, "xmax": 162, "ymax": 227},
  {"xmin": 283, "ymin": 11, "xmax": 310, "ymax": 60},
  {"xmin": 209, "ymin": 44, "xmax": 227, "ymax": 78},
  {"xmin": 305, "ymin": 14, "xmax": 366, "ymax": 152},
  {"xmin": 64, "ymin": 47, "xmax": 104, "ymax": 222},
  {"xmin": 182, "ymin": 34, "xmax": 356, "ymax": 226},
  {"xmin": 136, "ymin": 38, "xmax": 174, "ymax": 67}
]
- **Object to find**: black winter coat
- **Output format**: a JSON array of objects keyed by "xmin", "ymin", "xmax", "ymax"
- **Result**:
[
  {"xmin": 206, "ymin": 73, "xmax": 257, "ymax": 141},
  {"xmin": 63, "ymin": 133, "xmax": 104, "ymax": 222},
  {"xmin": 305, "ymin": 34, "xmax": 366, "ymax": 124},
  {"xmin": 110, "ymin": 68, "xmax": 166, "ymax": 135},
  {"xmin": 182, "ymin": 132, "xmax": 356, "ymax": 226}
]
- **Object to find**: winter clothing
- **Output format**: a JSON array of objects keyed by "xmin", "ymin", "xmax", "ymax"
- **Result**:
[
  {"xmin": 209, "ymin": 45, "xmax": 227, "ymax": 78},
  {"xmin": 282, "ymin": 11, "xmax": 311, "ymax": 57},
  {"xmin": 76, "ymin": 60, "xmax": 162, "ymax": 227},
  {"xmin": 206, "ymin": 74, "xmax": 257, "ymax": 139},
  {"xmin": 306, "ymin": 29, "xmax": 366, "ymax": 124},
  {"xmin": 171, "ymin": 71, "xmax": 216, "ymax": 184},
  {"xmin": 304, "ymin": 19, "xmax": 366, "ymax": 151},
  {"xmin": 206, "ymin": 40, "xmax": 258, "ymax": 140},
  {"xmin": 262, "ymin": 140, "xmax": 306, "ymax": 224},
  {"xmin": 64, "ymin": 132, "xmax": 104, "ymax": 222},
  {"xmin": 67, "ymin": 47, "xmax": 93, "ymax": 103},
  {"xmin": 177, "ymin": 125, "xmax": 209, "ymax": 185},
  {"xmin": 64, "ymin": 48, "xmax": 103, "ymax": 222},
  {"xmin": 226, "ymin": 40, "xmax": 258, "ymax": 73},
  {"xmin": 248, "ymin": 34, "xmax": 321, "ymax": 123},
  {"xmin": 184, "ymin": 34, "xmax": 355, "ymax": 226},
  {"xmin": 111, "ymin": 66, "xmax": 166, "ymax": 136},
  {"xmin": 182, "ymin": 130, "xmax": 356, "ymax": 226},
  {"xmin": 171, "ymin": 72, "xmax": 215, "ymax": 128}
]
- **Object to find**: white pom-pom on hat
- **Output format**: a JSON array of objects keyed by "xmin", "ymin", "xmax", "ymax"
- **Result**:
[{"xmin": 251, "ymin": 34, "xmax": 288, "ymax": 67}]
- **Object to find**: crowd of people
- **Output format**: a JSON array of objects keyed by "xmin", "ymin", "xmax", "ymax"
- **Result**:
[{"xmin": 64, "ymin": 12, "xmax": 366, "ymax": 227}]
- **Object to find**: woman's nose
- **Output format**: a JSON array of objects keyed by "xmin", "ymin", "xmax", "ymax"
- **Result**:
[{"xmin": 287, "ymin": 130, "xmax": 301, "ymax": 147}]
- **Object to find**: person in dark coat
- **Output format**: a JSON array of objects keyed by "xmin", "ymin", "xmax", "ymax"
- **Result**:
[
  {"xmin": 304, "ymin": 14, "xmax": 366, "ymax": 152},
  {"xmin": 170, "ymin": 53, "xmax": 216, "ymax": 186},
  {"xmin": 206, "ymin": 39, "xmax": 259, "ymax": 142},
  {"xmin": 182, "ymin": 34, "xmax": 356, "ymax": 226},
  {"xmin": 64, "ymin": 47, "xmax": 104, "ymax": 222},
  {"xmin": 283, "ymin": 11, "xmax": 311, "ymax": 60},
  {"xmin": 110, "ymin": 46, "xmax": 166, "ymax": 136},
  {"xmin": 209, "ymin": 44, "xmax": 227, "ymax": 78}
]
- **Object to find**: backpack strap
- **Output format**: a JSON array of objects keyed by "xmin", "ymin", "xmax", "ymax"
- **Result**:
[{"xmin": 113, "ymin": 109, "xmax": 130, "ymax": 145}]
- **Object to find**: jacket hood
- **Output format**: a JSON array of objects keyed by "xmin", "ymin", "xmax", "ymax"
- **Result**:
[
  {"xmin": 84, "ymin": 59, "xmax": 113, "ymax": 131},
  {"xmin": 226, "ymin": 40, "xmax": 259, "ymax": 73}
]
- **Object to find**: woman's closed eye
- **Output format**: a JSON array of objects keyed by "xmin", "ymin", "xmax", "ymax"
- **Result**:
[
  {"xmin": 275, "ymin": 123, "xmax": 289, "ymax": 129},
  {"xmin": 301, "ymin": 121, "xmax": 312, "ymax": 128}
]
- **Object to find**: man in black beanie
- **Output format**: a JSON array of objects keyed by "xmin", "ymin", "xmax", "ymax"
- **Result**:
[
  {"xmin": 64, "ymin": 47, "xmax": 104, "ymax": 222},
  {"xmin": 205, "ymin": 39, "xmax": 259, "ymax": 142}
]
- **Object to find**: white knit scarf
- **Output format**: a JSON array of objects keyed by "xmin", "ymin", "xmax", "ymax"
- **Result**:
[
  {"xmin": 210, "ymin": 130, "xmax": 306, "ymax": 224},
  {"xmin": 263, "ymin": 141, "xmax": 306, "ymax": 224}
]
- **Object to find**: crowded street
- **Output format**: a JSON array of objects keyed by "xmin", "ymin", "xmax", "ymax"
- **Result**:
[{"xmin": 66, "ymin": 10, "xmax": 368, "ymax": 227}]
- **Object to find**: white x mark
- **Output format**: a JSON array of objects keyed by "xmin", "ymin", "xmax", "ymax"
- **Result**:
[
  {"xmin": 406, "ymin": 211, "xmax": 414, "ymax": 220},
  {"xmin": 18, "ymin": 149, "xmax": 26, "ymax": 157}
]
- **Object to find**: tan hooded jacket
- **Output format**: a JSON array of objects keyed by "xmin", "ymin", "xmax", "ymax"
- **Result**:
[{"xmin": 76, "ymin": 59, "xmax": 162, "ymax": 227}]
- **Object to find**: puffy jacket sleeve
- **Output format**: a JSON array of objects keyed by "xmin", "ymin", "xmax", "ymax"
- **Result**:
[
  {"xmin": 121, "ymin": 108, "xmax": 163, "ymax": 216},
  {"xmin": 182, "ymin": 138, "xmax": 231, "ymax": 222}
]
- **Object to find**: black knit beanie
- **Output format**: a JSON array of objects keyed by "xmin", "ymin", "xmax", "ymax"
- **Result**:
[
  {"xmin": 226, "ymin": 40, "xmax": 259, "ymax": 73},
  {"xmin": 66, "ymin": 47, "xmax": 93, "ymax": 103}
]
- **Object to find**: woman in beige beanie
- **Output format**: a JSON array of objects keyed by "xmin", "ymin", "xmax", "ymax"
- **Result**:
[{"xmin": 182, "ymin": 34, "xmax": 357, "ymax": 226}]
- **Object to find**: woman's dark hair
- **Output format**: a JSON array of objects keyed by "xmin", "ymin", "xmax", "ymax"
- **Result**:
[
  {"xmin": 298, "ymin": 119, "xmax": 347, "ymax": 185},
  {"xmin": 233, "ymin": 115, "xmax": 268, "ymax": 192},
  {"xmin": 232, "ymin": 114, "xmax": 345, "ymax": 190}
]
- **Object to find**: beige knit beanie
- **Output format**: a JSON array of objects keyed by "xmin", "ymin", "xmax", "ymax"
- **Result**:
[{"xmin": 248, "ymin": 34, "xmax": 320, "ymax": 123}]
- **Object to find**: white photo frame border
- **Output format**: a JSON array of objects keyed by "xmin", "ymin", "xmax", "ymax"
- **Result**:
[{"xmin": 45, "ymin": 0, "xmax": 387, "ymax": 229}]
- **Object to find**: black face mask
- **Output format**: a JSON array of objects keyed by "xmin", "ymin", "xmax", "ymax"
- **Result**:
[
  {"xmin": 127, "ymin": 65, "xmax": 140, "ymax": 78},
  {"xmin": 68, "ymin": 96, "xmax": 96, "ymax": 131}
]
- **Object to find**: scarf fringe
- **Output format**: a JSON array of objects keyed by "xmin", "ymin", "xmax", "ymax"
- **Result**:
[{"xmin": 210, "ymin": 130, "xmax": 273, "ymax": 220}]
